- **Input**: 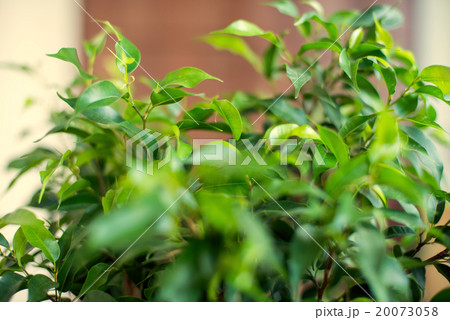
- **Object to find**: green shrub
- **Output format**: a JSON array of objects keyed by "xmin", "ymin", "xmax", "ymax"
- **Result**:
[{"xmin": 1, "ymin": 1, "xmax": 449, "ymax": 302}]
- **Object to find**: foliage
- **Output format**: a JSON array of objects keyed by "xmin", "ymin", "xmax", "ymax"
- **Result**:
[{"xmin": 1, "ymin": 1, "xmax": 449, "ymax": 302}]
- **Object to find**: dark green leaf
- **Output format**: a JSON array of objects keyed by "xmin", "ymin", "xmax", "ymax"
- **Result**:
[
  {"xmin": 384, "ymin": 226, "xmax": 415, "ymax": 238},
  {"xmin": 431, "ymin": 288, "xmax": 450, "ymax": 302},
  {"xmin": 435, "ymin": 264, "xmax": 450, "ymax": 283},
  {"xmin": 80, "ymin": 263, "xmax": 111, "ymax": 295},
  {"xmin": 0, "ymin": 233, "xmax": 9, "ymax": 248},
  {"xmin": 28, "ymin": 275, "xmax": 55, "ymax": 302},
  {"xmin": 434, "ymin": 200, "xmax": 446, "ymax": 224},
  {"xmin": 83, "ymin": 290, "xmax": 116, "ymax": 302},
  {"xmin": 0, "ymin": 273, "xmax": 26, "ymax": 301}
]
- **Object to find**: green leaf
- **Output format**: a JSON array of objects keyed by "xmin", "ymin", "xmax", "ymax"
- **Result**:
[
  {"xmin": 202, "ymin": 35, "xmax": 262, "ymax": 72},
  {"xmin": 420, "ymin": 65, "xmax": 450, "ymax": 95},
  {"xmin": 318, "ymin": 125, "xmax": 349, "ymax": 165},
  {"xmin": 12, "ymin": 228, "xmax": 27, "ymax": 267},
  {"xmin": 80, "ymin": 263, "xmax": 111, "ymax": 295},
  {"xmin": 212, "ymin": 20, "xmax": 281, "ymax": 47},
  {"xmin": 151, "ymin": 87, "xmax": 193, "ymax": 107},
  {"xmin": 339, "ymin": 49, "xmax": 352, "ymax": 79},
  {"xmin": 393, "ymin": 94, "xmax": 418, "ymax": 116},
  {"xmin": 349, "ymin": 27, "xmax": 364, "ymax": 49},
  {"xmin": 0, "ymin": 273, "xmax": 26, "ymax": 302},
  {"xmin": 177, "ymin": 120, "xmax": 230, "ymax": 133},
  {"xmin": 47, "ymin": 48, "xmax": 94, "ymax": 80},
  {"xmin": 384, "ymin": 226, "xmax": 415, "ymax": 238},
  {"xmin": 83, "ymin": 32, "xmax": 106, "ymax": 59},
  {"xmin": 401, "ymin": 125, "xmax": 443, "ymax": 182},
  {"xmin": 267, "ymin": 124, "xmax": 321, "ymax": 142},
  {"xmin": 329, "ymin": 10, "xmax": 360, "ymax": 25},
  {"xmin": 210, "ymin": 99, "xmax": 243, "ymax": 139},
  {"xmin": 58, "ymin": 179, "xmax": 90, "ymax": 202},
  {"xmin": 295, "ymin": 12, "xmax": 338, "ymax": 40},
  {"xmin": 326, "ymin": 154, "xmax": 369, "ymax": 195},
  {"xmin": 0, "ymin": 209, "xmax": 41, "ymax": 229},
  {"xmin": 83, "ymin": 290, "xmax": 116, "ymax": 302},
  {"xmin": 38, "ymin": 150, "xmax": 71, "ymax": 203},
  {"xmin": 288, "ymin": 226, "xmax": 322, "ymax": 298},
  {"xmin": 373, "ymin": 164, "xmax": 427, "ymax": 206},
  {"xmin": 28, "ymin": 275, "xmax": 55, "ymax": 302},
  {"xmin": 183, "ymin": 107, "xmax": 214, "ymax": 122},
  {"xmin": 435, "ymin": 264, "xmax": 450, "ymax": 283},
  {"xmin": 285, "ymin": 65, "xmax": 312, "ymax": 98},
  {"xmin": 34, "ymin": 125, "xmax": 90, "ymax": 143},
  {"xmin": 298, "ymin": 41, "xmax": 342, "ymax": 55},
  {"xmin": 352, "ymin": 5, "xmax": 404, "ymax": 29},
  {"xmin": 264, "ymin": 0, "xmax": 299, "ymax": 18},
  {"xmin": 159, "ymin": 67, "xmax": 222, "ymax": 91},
  {"xmin": 22, "ymin": 224, "xmax": 60, "ymax": 263},
  {"xmin": 102, "ymin": 189, "xmax": 116, "ymax": 214},
  {"xmin": 434, "ymin": 200, "xmax": 446, "ymax": 224},
  {"xmin": 373, "ymin": 61, "xmax": 397, "ymax": 95},
  {"xmin": 339, "ymin": 114, "xmax": 377, "ymax": 138},
  {"xmin": 263, "ymin": 44, "xmax": 280, "ymax": 79},
  {"xmin": 265, "ymin": 99, "xmax": 307, "ymax": 125},
  {"xmin": 415, "ymin": 85, "xmax": 450, "ymax": 105},
  {"xmin": 377, "ymin": 209, "xmax": 424, "ymax": 229},
  {"xmin": 75, "ymin": 80, "xmax": 121, "ymax": 113},
  {"xmin": 374, "ymin": 15, "xmax": 393, "ymax": 51},
  {"xmin": 115, "ymin": 36, "xmax": 141, "ymax": 73},
  {"xmin": 0, "ymin": 233, "xmax": 9, "ymax": 248},
  {"xmin": 369, "ymin": 112, "xmax": 400, "ymax": 163},
  {"xmin": 350, "ymin": 42, "xmax": 385, "ymax": 59}
]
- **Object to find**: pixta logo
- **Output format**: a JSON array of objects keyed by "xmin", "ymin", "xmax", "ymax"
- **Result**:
[
  {"xmin": 126, "ymin": 129, "xmax": 171, "ymax": 175},
  {"xmin": 126, "ymin": 130, "xmax": 325, "ymax": 175}
]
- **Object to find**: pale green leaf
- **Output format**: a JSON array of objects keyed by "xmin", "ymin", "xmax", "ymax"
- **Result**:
[{"xmin": 47, "ymin": 48, "xmax": 94, "ymax": 80}]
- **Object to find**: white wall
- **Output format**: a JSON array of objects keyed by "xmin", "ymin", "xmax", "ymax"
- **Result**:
[
  {"xmin": 0, "ymin": 0, "xmax": 82, "ymax": 215},
  {"xmin": 0, "ymin": 0, "xmax": 83, "ymax": 301}
]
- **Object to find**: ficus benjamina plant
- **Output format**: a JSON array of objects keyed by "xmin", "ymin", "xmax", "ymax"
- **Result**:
[{"xmin": 0, "ymin": 1, "xmax": 449, "ymax": 302}]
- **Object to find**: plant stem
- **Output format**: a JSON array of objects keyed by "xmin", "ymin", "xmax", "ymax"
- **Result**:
[
  {"xmin": 390, "ymin": 77, "xmax": 419, "ymax": 106},
  {"xmin": 317, "ymin": 252, "xmax": 333, "ymax": 301},
  {"xmin": 124, "ymin": 68, "xmax": 146, "ymax": 129},
  {"xmin": 425, "ymin": 248, "xmax": 449, "ymax": 262}
]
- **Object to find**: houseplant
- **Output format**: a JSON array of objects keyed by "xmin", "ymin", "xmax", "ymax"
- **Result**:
[{"xmin": 0, "ymin": 0, "xmax": 449, "ymax": 302}]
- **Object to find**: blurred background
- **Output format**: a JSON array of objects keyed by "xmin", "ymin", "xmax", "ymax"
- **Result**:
[{"xmin": 0, "ymin": 0, "xmax": 449, "ymax": 300}]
